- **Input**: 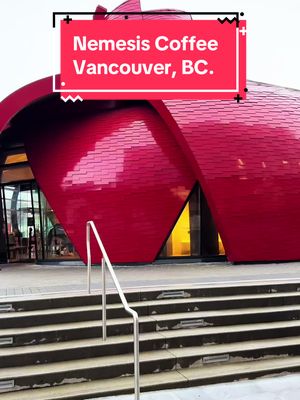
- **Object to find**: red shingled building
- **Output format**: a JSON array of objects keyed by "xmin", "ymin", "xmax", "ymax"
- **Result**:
[{"xmin": 0, "ymin": 1, "xmax": 300, "ymax": 264}]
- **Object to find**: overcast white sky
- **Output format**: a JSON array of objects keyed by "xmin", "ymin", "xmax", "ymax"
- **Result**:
[{"xmin": 0, "ymin": 0, "xmax": 300, "ymax": 101}]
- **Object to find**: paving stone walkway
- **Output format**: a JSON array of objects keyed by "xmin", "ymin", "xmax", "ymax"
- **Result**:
[{"xmin": 1, "ymin": 261, "xmax": 300, "ymax": 297}]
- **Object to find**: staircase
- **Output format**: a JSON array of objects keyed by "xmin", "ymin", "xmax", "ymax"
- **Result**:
[{"xmin": 1, "ymin": 282, "xmax": 300, "ymax": 399}]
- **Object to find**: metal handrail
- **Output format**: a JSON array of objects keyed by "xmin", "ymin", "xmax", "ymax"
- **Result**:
[{"xmin": 86, "ymin": 220, "xmax": 140, "ymax": 400}]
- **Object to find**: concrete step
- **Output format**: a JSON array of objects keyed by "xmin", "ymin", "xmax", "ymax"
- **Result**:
[
  {"xmin": 1, "ymin": 281, "xmax": 300, "ymax": 312},
  {"xmin": 153, "ymin": 304, "xmax": 300, "ymax": 330},
  {"xmin": 0, "ymin": 292, "xmax": 138, "ymax": 312},
  {"xmin": 2, "ymin": 291, "xmax": 300, "ymax": 328},
  {"xmin": 2, "ymin": 303, "xmax": 300, "ymax": 346},
  {"xmin": 2, "ymin": 319, "xmax": 300, "ymax": 367},
  {"xmin": 0, "ymin": 332, "xmax": 164, "ymax": 367},
  {"xmin": 1, "ymin": 336, "xmax": 300, "ymax": 392},
  {"xmin": 1, "ymin": 355, "xmax": 300, "ymax": 399},
  {"xmin": 161, "ymin": 319, "xmax": 300, "ymax": 348},
  {"xmin": 0, "ymin": 315, "xmax": 154, "ymax": 346},
  {"xmin": 2, "ymin": 283, "xmax": 300, "ymax": 398}
]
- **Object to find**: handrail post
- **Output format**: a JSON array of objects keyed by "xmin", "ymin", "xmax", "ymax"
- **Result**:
[
  {"xmin": 102, "ymin": 257, "xmax": 107, "ymax": 341},
  {"xmin": 86, "ymin": 223, "xmax": 91, "ymax": 294},
  {"xmin": 86, "ymin": 221, "xmax": 139, "ymax": 399},
  {"xmin": 133, "ymin": 315, "xmax": 140, "ymax": 400}
]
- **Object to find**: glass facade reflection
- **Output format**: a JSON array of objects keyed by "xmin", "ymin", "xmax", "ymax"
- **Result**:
[
  {"xmin": 0, "ymin": 152, "xmax": 79, "ymax": 262},
  {"xmin": 0, "ymin": 182, "xmax": 79, "ymax": 262},
  {"xmin": 159, "ymin": 185, "xmax": 225, "ymax": 259}
]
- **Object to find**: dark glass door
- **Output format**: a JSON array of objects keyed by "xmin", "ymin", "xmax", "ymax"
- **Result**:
[
  {"xmin": 0, "ymin": 149, "xmax": 80, "ymax": 263},
  {"xmin": 2, "ymin": 182, "xmax": 37, "ymax": 262},
  {"xmin": 1, "ymin": 181, "xmax": 79, "ymax": 263}
]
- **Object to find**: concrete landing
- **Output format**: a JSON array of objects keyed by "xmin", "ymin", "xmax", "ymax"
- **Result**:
[{"xmin": 1, "ymin": 261, "xmax": 300, "ymax": 297}]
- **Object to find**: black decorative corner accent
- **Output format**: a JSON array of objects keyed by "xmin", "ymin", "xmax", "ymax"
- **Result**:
[
  {"xmin": 63, "ymin": 15, "xmax": 73, "ymax": 24},
  {"xmin": 53, "ymin": 11, "xmax": 241, "ymax": 28},
  {"xmin": 234, "ymin": 94, "xmax": 243, "ymax": 103},
  {"xmin": 244, "ymin": 88, "xmax": 248, "ymax": 93},
  {"xmin": 217, "ymin": 17, "xmax": 238, "ymax": 25}
]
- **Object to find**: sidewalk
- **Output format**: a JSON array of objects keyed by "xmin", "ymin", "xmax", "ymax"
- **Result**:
[
  {"xmin": 98, "ymin": 373, "xmax": 300, "ymax": 400},
  {"xmin": 1, "ymin": 260, "xmax": 300, "ymax": 297}
]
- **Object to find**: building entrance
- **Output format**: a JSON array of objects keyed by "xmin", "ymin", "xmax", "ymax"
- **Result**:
[
  {"xmin": 0, "ymin": 150, "xmax": 79, "ymax": 263},
  {"xmin": 1, "ymin": 181, "xmax": 80, "ymax": 263},
  {"xmin": 2, "ymin": 182, "xmax": 38, "ymax": 262}
]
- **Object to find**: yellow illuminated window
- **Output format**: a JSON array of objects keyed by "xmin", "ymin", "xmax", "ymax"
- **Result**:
[
  {"xmin": 218, "ymin": 234, "xmax": 225, "ymax": 255},
  {"xmin": 165, "ymin": 202, "xmax": 191, "ymax": 257},
  {"xmin": 159, "ymin": 185, "xmax": 226, "ymax": 259},
  {"xmin": 5, "ymin": 153, "xmax": 28, "ymax": 164}
]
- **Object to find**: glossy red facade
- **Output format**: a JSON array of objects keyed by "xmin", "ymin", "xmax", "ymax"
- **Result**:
[
  {"xmin": 24, "ymin": 105, "xmax": 195, "ymax": 263},
  {"xmin": 1, "ymin": 1, "xmax": 300, "ymax": 264},
  {"xmin": 158, "ymin": 85, "xmax": 300, "ymax": 262}
]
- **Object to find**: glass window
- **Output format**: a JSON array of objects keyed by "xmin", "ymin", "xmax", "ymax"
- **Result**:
[
  {"xmin": 1, "ymin": 182, "xmax": 79, "ymax": 262},
  {"xmin": 5, "ymin": 153, "xmax": 28, "ymax": 165},
  {"xmin": 218, "ymin": 234, "xmax": 225, "ymax": 255},
  {"xmin": 32, "ymin": 185, "xmax": 43, "ymax": 260},
  {"xmin": 39, "ymin": 192, "xmax": 79, "ymax": 260},
  {"xmin": 1, "ymin": 166, "xmax": 34, "ymax": 184},
  {"xmin": 159, "ymin": 185, "xmax": 225, "ymax": 259},
  {"xmin": 3, "ymin": 183, "xmax": 36, "ymax": 261},
  {"xmin": 165, "ymin": 201, "xmax": 191, "ymax": 257},
  {"xmin": 0, "ymin": 150, "xmax": 79, "ymax": 262}
]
